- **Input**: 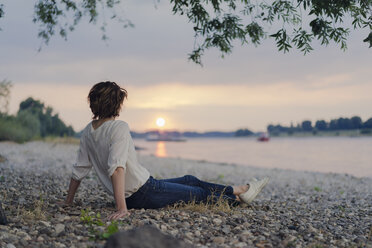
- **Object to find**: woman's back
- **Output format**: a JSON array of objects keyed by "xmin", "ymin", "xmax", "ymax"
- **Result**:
[{"xmin": 73, "ymin": 120, "xmax": 150, "ymax": 197}]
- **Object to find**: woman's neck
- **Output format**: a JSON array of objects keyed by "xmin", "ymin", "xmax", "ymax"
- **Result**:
[{"xmin": 92, "ymin": 117, "xmax": 115, "ymax": 130}]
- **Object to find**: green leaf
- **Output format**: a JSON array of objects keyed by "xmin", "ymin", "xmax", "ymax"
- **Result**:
[{"xmin": 363, "ymin": 32, "xmax": 372, "ymax": 48}]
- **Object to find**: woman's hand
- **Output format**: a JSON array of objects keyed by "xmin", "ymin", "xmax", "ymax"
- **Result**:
[{"xmin": 107, "ymin": 209, "xmax": 130, "ymax": 221}]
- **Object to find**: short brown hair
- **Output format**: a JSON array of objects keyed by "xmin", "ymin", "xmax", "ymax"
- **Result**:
[{"xmin": 88, "ymin": 81, "xmax": 128, "ymax": 119}]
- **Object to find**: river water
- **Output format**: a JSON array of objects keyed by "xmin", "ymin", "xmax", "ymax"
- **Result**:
[{"xmin": 134, "ymin": 137, "xmax": 372, "ymax": 178}]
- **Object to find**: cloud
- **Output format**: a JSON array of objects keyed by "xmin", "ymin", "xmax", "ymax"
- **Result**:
[{"xmin": 1, "ymin": 0, "xmax": 371, "ymax": 87}]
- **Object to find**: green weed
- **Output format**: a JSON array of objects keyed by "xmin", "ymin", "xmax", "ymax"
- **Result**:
[
  {"xmin": 80, "ymin": 208, "xmax": 123, "ymax": 240},
  {"xmin": 314, "ymin": 186, "xmax": 322, "ymax": 192},
  {"xmin": 217, "ymin": 174, "xmax": 224, "ymax": 180}
]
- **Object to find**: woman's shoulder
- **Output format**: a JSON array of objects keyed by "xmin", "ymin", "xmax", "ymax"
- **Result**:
[{"xmin": 111, "ymin": 120, "xmax": 130, "ymax": 132}]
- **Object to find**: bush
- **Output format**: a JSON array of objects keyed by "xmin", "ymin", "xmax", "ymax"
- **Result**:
[
  {"xmin": 17, "ymin": 110, "xmax": 41, "ymax": 137},
  {"xmin": 0, "ymin": 113, "xmax": 40, "ymax": 143}
]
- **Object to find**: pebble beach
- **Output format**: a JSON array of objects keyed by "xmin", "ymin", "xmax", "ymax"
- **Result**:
[{"xmin": 0, "ymin": 141, "xmax": 371, "ymax": 247}]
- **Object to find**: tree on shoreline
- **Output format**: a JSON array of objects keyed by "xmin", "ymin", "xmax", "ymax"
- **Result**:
[
  {"xmin": 19, "ymin": 97, "xmax": 75, "ymax": 137},
  {"xmin": 0, "ymin": 0, "xmax": 371, "ymax": 64},
  {"xmin": 0, "ymin": 94, "xmax": 75, "ymax": 142},
  {"xmin": 0, "ymin": 80, "xmax": 12, "ymax": 114},
  {"xmin": 268, "ymin": 115, "xmax": 372, "ymax": 134}
]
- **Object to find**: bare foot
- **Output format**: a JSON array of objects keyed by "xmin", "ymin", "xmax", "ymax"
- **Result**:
[{"xmin": 232, "ymin": 185, "xmax": 249, "ymax": 195}]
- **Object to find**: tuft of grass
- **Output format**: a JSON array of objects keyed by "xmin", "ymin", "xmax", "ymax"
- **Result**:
[
  {"xmin": 338, "ymin": 206, "xmax": 345, "ymax": 212},
  {"xmin": 16, "ymin": 195, "xmax": 47, "ymax": 221},
  {"xmin": 170, "ymin": 192, "xmax": 234, "ymax": 214},
  {"xmin": 313, "ymin": 186, "xmax": 322, "ymax": 192},
  {"xmin": 0, "ymin": 154, "xmax": 6, "ymax": 163},
  {"xmin": 217, "ymin": 174, "xmax": 224, "ymax": 181}
]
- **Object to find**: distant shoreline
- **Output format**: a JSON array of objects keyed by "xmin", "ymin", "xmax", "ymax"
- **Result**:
[
  {"xmin": 131, "ymin": 129, "xmax": 372, "ymax": 139},
  {"xmin": 267, "ymin": 130, "xmax": 372, "ymax": 138}
]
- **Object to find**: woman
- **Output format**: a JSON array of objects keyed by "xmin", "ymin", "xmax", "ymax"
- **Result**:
[{"xmin": 62, "ymin": 81, "xmax": 269, "ymax": 220}]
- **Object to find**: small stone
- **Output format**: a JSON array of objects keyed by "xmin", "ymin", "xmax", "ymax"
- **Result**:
[
  {"xmin": 241, "ymin": 230, "xmax": 252, "ymax": 236},
  {"xmin": 57, "ymin": 215, "xmax": 71, "ymax": 222},
  {"xmin": 55, "ymin": 242, "xmax": 66, "ymax": 248},
  {"xmin": 18, "ymin": 197, "xmax": 26, "ymax": 205},
  {"xmin": 54, "ymin": 224, "xmax": 65, "ymax": 236},
  {"xmin": 185, "ymin": 232, "xmax": 193, "ymax": 240},
  {"xmin": 19, "ymin": 239, "xmax": 28, "ymax": 246},
  {"xmin": 169, "ymin": 229, "xmax": 179, "ymax": 236},
  {"xmin": 234, "ymin": 242, "xmax": 247, "ymax": 248},
  {"xmin": 17, "ymin": 230, "xmax": 32, "ymax": 240},
  {"xmin": 288, "ymin": 225, "xmax": 296, "ymax": 230},
  {"xmin": 213, "ymin": 236, "xmax": 225, "ymax": 244},
  {"xmin": 160, "ymin": 225, "xmax": 167, "ymax": 231},
  {"xmin": 222, "ymin": 226, "xmax": 231, "ymax": 234},
  {"xmin": 212, "ymin": 218, "xmax": 222, "ymax": 225},
  {"xmin": 39, "ymin": 221, "xmax": 51, "ymax": 227},
  {"xmin": 37, "ymin": 236, "xmax": 44, "ymax": 242},
  {"xmin": 243, "ymin": 222, "xmax": 251, "ymax": 229},
  {"xmin": 39, "ymin": 227, "xmax": 53, "ymax": 236},
  {"xmin": 183, "ymin": 222, "xmax": 191, "ymax": 228},
  {"xmin": 6, "ymin": 244, "xmax": 16, "ymax": 248}
]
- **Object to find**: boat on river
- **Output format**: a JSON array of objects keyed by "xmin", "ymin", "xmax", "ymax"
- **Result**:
[{"xmin": 257, "ymin": 132, "xmax": 270, "ymax": 142}]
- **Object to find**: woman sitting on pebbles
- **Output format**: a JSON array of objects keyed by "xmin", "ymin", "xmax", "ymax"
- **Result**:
[{"xmin": 62, "ymin": 81, "xmax": 269, "ymax": 220}]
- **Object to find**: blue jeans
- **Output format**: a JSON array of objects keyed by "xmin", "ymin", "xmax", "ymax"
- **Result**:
[{"xmin": 126, "ymin": 175, "xmax": 238, "ymax": 209}]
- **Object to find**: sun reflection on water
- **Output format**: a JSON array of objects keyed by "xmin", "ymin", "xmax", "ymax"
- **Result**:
[{"xmin": 155, "ymin": 141, "xmax": 167, "ymax": 157}]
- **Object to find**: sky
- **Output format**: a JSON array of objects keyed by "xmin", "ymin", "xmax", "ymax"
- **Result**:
[{"xmin": 1, "ymin": 1, "xmax": 371, "ymax": 132}]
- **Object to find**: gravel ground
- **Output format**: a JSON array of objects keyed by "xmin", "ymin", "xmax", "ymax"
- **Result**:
[{"xmin": 0, "ymin": 141, "xmax": 371, "ymax": 248}]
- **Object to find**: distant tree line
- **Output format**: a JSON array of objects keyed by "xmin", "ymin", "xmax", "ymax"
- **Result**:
[
  {"xmin": 234, "ymin": 129, "xmax": 254, "ymax": 137},
  {"xmin": 267, "ymin": 116, "xmax": 372, "ymax": 135},
  {"xmin": 0, "ymin": 81, "xmax": 74, "ymax": 142}
]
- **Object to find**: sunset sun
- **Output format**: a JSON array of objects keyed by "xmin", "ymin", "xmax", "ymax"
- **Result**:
[{"xmin": 156, "ymin": 117, "xmax": 165, "ymax": 127}]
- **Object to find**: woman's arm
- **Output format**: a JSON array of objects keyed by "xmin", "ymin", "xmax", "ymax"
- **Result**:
[
  {"xmin": 107, "ymin": 167, "xmax": 130, "ymax": 220},
  {"xmin": 65, "ymin": 178, "xmax": 81, "ymax": 204}
]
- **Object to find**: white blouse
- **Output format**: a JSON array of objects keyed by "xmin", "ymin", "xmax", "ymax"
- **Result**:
[{"xmin": 72, "ymin": 120, "xmax": 150, "ymax": 198}]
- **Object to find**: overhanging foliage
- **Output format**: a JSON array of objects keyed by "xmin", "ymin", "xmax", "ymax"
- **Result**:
[{"xmin": 0, "ymin": 0, "xmax": 371, "ymax": 64}]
